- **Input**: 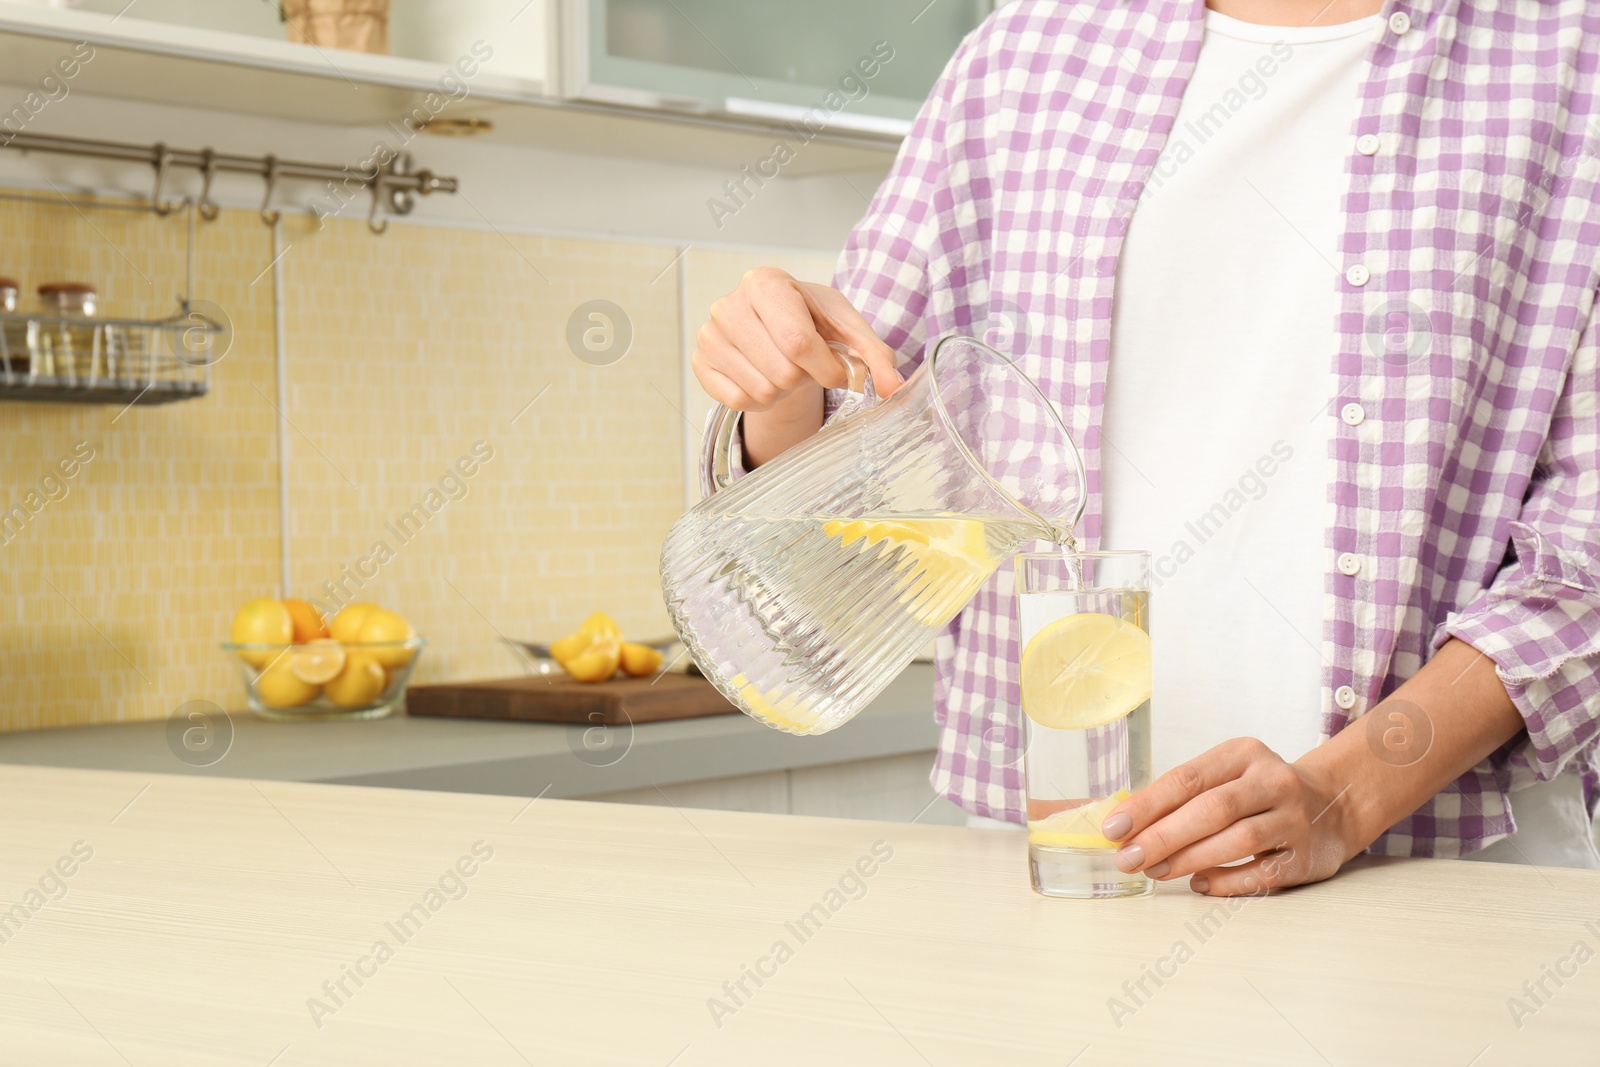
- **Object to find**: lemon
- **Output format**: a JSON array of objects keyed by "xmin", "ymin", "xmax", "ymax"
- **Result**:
[
  {"xmin": 729, "ymin": 673, "xmax": 820, "ymax": 733},
  {"xmin": 579, "ymin": 611, "xmax": 622, "ymax": 642},
  {"xmin": 282, "ymin": 598, "xmax": 328, "ymax": 643},
  {"xmin": 329, "ymin": 602, "xmax": 379, "ymax": 643},
  {"xmin": 564, "ymin": 638, "xmax": 621, "ymax": 683},
  {"xmin": 256, "ymin": 655, "xmax": 320, "ymax": 708},
  {"xmin": 821, "ymin": 517, "xmax": 992, "ymax": 626},
  {"xmin": 620, "ymin": 642, "xmax": 664, "ymax": 677},
  {"xmin": 357, "ymin": 608, "xmax": 416, "ymax": 668},
  {"xmin": 550, "ymin": 613, "xmax": 626, "ymax": 679},
  {"xmin": 1020, "ymin": 613, "xmax": 1151, "ymax": 730},
  {"xmin": 289, "ymin": 638, "xmax": 347, "ymax": 685},
  {"xmin": 231, "ymin": 598, "xmax": 294, "ymax": 667},
  {"xmin": 1027, "ymin": 790, "xmax": 1132, "ymax": 850},
  {"xmin": 325, "ymin": 653, "xmax": 387, "ymax": 708},
  {"xmin": 549, "ymin": 631, "xmax": 592, "ymax": 666}
]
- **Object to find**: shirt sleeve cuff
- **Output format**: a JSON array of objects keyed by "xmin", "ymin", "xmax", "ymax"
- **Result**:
[
  {"xmin": 1434, "ymin": 521, "xmax": 1600, "ymax": 779},
  {"xmin": 699, "ymin": 408, "xmax": 748, "ymax": 499},
  {"xmin": 822, "ymin": 386, "xmax": 849, "ymax": 422},
  {"xmin": 700, "ymin": 391, "xmax": 851, "ymax": 498}
]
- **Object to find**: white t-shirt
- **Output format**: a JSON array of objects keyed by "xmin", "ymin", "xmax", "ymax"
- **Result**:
[{"xmin": 1100, "ymin": 11, "xmax": 1380, "ymax": 772}]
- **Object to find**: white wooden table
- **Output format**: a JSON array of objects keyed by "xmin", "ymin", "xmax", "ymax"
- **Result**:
[{"xmin": 0, "ymin": 765, "xmax": 1593, "ymax": 1065}]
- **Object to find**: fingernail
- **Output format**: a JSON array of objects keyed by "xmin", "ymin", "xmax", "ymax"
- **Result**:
[
  {"xmin": 1144, "ymin": 861, "xmax": 1170, "ymax": 879},
  {"xmin": 1101, "ymin": 813, "xmax": 1132, "ymax": 841},
  {"xmin": 1114, "ymin": 843, "xmax": 1144, "ymax": 872},
  {"xmin": 1190, "ymin": 876, "xmax": 1210, "ymax": 894}
]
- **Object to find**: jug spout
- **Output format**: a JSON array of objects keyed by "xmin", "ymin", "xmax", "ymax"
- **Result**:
[{"xmin": 921, "ymin": 334, "xmax": 1087, "ymax": 546}]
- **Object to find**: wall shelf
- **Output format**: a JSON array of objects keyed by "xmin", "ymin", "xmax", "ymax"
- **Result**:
[
  {"xmin": 0, "ymin": 4, "xmax": 900, "ymax": 177},
  {"xmin": 0, "ymin": 309, "xmax": 216, "ymax": 406}
]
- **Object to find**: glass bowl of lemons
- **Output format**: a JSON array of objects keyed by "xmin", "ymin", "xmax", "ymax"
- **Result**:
[{"xmin": 223, "ymin": 598, "xmax": 426, "ymax": 721}]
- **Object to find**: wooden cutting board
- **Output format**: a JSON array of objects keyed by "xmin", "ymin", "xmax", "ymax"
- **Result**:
[{"xmin": 404, "ymin": 673, "xmax": 740, "ymax": 725}]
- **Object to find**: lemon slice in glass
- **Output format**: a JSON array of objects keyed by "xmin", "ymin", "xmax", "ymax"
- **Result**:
[
  {"xmin": 1020, "ymin": 613, "xmax": 1151, "ymax": 730},
  {"xmin": 1028, "ymin": 790, "xmax": 1132, "ymax": 849}
]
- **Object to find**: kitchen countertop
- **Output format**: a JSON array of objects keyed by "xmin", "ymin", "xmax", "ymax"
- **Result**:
[
  {"xmin": 0, "ymin": 665, "xmax": 938, "ymax": 799},
  {"xmin": 2, "ymin": 764, "xmax": 1593, "ymax": 1065}
]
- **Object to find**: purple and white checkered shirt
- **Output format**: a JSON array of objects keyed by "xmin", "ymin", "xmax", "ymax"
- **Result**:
[{"xmin": 827, "ymin": 0, "xmax": 1600, "ymax": 857}]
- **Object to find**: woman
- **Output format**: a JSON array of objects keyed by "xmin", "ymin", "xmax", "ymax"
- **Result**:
[{"xmin": 690, "ymin": 0, "xmax": 1600, "ymax": 894}]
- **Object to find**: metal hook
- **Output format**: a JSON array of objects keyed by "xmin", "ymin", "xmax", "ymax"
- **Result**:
[
  {"xmin": 151, "ymin": 143, "xmax": 175, "ymax": 216},
  {"xmin": 366, "ymin": 173, "xmax": 389, "ymax": 235},
  {"xmin": 387, "ymin": 152, "xmax": 418, "ymax": 218},
  {"xmin": 197, "ymin": 148, "xmax": 220, "ymax": 222},
  {"xmin": 260, "ymin": 154, "xmax": 281, "ymax": 227}
]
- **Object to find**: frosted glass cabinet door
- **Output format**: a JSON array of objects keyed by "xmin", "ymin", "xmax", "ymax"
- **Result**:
[{"xmin": 562, "ymin": 0, "xmax": 993, "ymax": 133}]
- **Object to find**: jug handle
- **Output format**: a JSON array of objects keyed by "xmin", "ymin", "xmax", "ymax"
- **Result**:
[{"xmin": 703, "ymin": 341, "xmax": 878, "ymax": 494}]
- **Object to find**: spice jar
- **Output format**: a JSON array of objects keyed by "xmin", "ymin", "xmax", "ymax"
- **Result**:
[
  {"xmin": 34, "ymin": 282, "xmax": 98, "ymax": 382},
  {"xmin": 38, "ymin": 281, "xmax": 97, "ymax": 317},
  {"xmin": 0, "ymin": 277, "xmax": 18, "ymax": 376}
]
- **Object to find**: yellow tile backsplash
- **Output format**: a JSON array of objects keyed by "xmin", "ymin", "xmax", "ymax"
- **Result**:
[
  {"xmin": 0, "ymin": 187, "xmax": 833, "ymax": 732},
  {"xmin": 0, "ymin": 192, "xmax": 280, "ymax": 732},
  {"xmin": 278, "ymin": 214, "xmax": 685, "ymax": 687}
]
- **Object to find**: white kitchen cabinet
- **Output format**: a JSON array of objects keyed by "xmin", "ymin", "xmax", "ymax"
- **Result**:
[
  {"xmin": 66, "ymin": 0, "xmax": 283, "ymax": 38},
  {"xmin": 66, "ymin": 0, "xmax": 548, "ymax": 75},
  {"xmin": 389, "ymin": 0, "xmax": 547, "ymax": 81},
  {"xmin": 557, "ymin": 0, "xmax": 991, "ymax": 135},
  {"xmin": 0, "ymin": 0, "xmax": 898, "ymax": 172},
  {"xmin": 788, "ymin": 751, "xmax": 963, "ymax": 822},
  {"xmin": 590, "ymin": 766, "xmax": 792, "ymax": 816},
  {"xmin": 19, "ymin": 0, "xmax": 987, "ymax": 143},
  {"xmin": 588, "ymin": 751, "xmax": 968, "ymax": 825}
]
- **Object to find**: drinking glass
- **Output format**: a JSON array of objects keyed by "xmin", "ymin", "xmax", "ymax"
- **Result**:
[{"xmin": 1016, "ymin": 551, "xmax": 1153, "ymax": 898}]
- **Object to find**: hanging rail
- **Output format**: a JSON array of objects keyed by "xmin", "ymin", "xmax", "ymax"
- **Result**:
[{"xmin": 0, "ymin": 131, "xmax": 459, "ymax": 234}]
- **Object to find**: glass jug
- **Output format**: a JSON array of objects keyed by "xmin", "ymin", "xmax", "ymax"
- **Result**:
[{"xmin": 660, "ymin": 335, "xmax": 1086, "ymax": 735}]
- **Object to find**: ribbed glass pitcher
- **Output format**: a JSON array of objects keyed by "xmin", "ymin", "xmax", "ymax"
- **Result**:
[{"xmin": 661, "ymin": 335, "xmax": 1086, "ymax": 735}]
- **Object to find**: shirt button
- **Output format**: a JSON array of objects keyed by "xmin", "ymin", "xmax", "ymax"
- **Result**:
[
  {"xmin": 1335, "ymin": 685, "xmax": 1358, "ymax": 710},
  {"xmin": 1356, "ymin": 133, "xmax": 1380, "ymax": 155},
  {"xmin": 1337, "ymin": 552, "xmax": 1361, "ymax": 576},
  {"xmin": 1341, "ymin": 402, "xmax": 1366, "ymax": 426},
  {"xmin": 1346, "ymin": 264, "xmax": 1371, "ymax": 286},
  {"xmin": 1388, "ymin": 11, "xmax": 1411, "ymax": 34}
]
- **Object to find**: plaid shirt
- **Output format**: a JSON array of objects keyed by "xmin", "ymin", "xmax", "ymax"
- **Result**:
[{"xmin": 819, "ymin": 0, "xmax": 1600, "ymax": 856}]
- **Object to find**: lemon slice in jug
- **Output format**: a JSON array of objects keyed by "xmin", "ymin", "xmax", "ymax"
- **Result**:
[
  {"xmin": 821, "ymin": 517, "xmax": 993, "ymax": 626},
  {"xmin": 1020, "ymin": 613, "xmax": 1151, "ymax": 730},
  {"xmin": 730, "ymin": 673, "xmax": 822, "ymax": 734}
]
